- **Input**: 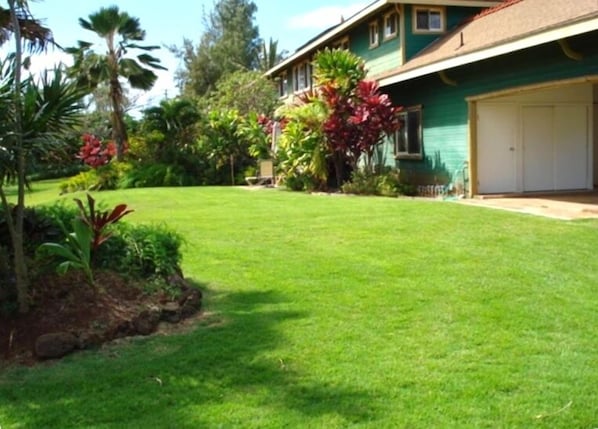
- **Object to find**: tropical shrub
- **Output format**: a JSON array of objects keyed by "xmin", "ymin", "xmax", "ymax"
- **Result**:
[
  {"xmin": 74, "ymin": 193, "xmax": 133, "ymax": 251},
  {"xmin": 38, "ymin": 218, "xmax": 95, "ymax": 285},
  {"xmin": 59, "ymin": 162, "xmax": 133, "ymax": 193},
  {"xmin": 119, "ymin": 163, "xmax": 196, "ymax": 188},
  {"xmin": 277, "ymin": 49, "xmax": 403, "ymax": 190},
  {"xmin": 341, "ymin": 168, "xmax": 417, "ymax": 197},
  {"xmin": 277, "ymin": 99, "xmax": 328, "ymax": 191},
  {"xmin": 96, "ymin": 223, "xmax": 183, "ymax": 279}
]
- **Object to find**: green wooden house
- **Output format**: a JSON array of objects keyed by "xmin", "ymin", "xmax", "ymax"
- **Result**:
[{"xmin": 265, "ymin": 0, "xmax": 598, "ymax": 196}]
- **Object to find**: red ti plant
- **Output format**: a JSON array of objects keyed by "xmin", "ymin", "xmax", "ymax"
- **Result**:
[
  {"xmin": 320, "ymin": 80, "xmax": 402, "ymax": 183},
  {"xmin": 350, "ymin": 80, "xmax": 402, "ymax": 169},
  {"xmin": 77, "ymin": 133, "xmax": 117, "ymax": 168},
  {"xmin": 74, "ymin": 193, "xmax": 134, "ymax": 252}
]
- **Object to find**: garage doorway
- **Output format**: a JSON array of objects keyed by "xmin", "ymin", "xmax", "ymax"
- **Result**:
[{"xmin": 476, "ymin": 82, "xmax": 593, "ymax": 194}]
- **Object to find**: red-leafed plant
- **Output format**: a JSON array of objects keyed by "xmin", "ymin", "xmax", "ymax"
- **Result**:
[
  {"xmin": 320, "ymin": 80, "xmax": 402, "ymax": 185},
  {"xmin": 312, "ymin": 49, "xmax": 403, "ymax": 187},
  {"xmin": 77, "ymin": 133, "xmax": 117, "ymax": 168},
  {"xmin": 74, "ymin": 193, "xmax": 134, "ymax": 252}
]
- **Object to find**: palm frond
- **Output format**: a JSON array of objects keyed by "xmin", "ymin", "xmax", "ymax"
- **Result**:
[{"xmin": 0, "ymin": 5, "xmax": 55, "ymax": 52}]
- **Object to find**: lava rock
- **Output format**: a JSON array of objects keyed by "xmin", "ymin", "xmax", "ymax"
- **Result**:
[
  {"xmin": 133, "ymin": 306, "xmax": 161, "ymax": 335},
  {"xmin": 35, "ymin": 332, "xmax": 78, "ymax": 359},
  {"xmin": 161, "ymin": 302, "xmax": 181, "ymax": 323}
]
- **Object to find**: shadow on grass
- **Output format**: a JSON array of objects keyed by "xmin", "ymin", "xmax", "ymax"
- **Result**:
[{"xmin": 0, "ymin": 285, "xmax": 378, "ymax": 427}]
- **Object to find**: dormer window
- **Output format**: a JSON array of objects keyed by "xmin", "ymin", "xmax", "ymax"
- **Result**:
[
  {"xmin": 414, "ymin": 7, "xmax": 445, "ymax": 33},
  {"xmin": 332, "ymin": 36, "xmax": 349, "ymax": 50},
  {"xmin": 369, "ymin": 21, "xmax": 379, "ymax": 48},
  {"xmin": 384, "ymin": 11, "xmax": 398, "ymax": 40}
]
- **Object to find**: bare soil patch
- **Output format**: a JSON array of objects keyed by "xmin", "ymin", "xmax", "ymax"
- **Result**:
[{"xmin": 0, "ymin": 270, "xmax": 201, "ymax": 366}]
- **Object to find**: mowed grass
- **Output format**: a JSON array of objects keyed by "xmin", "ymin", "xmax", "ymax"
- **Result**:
[{"xmin": 1, "ymin": 181, "xmax": 597, "ymax": 428}]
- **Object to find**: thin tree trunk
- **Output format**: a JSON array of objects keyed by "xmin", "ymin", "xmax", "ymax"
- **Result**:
[
  {"xmin": 230, "ymin": 154, "xmax": 235, "ymax": 186},
  {"xmin": 8, "ymin": 0, "xmax": 30, "ymax": 313},
  {"xmin": 109, "ymin": 74, "xmax": 128, "ymax": 161}
]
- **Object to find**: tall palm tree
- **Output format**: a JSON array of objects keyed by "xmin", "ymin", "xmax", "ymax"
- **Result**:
[
  {"xmin": 0, "ymin": 0, "xmax": 86, "ymax": 313},
  {"xmin": 0, "ymin": 1, "xmax": 54, "ymax": 51},
  {"xmin": 257, "ymin": 37, "xmax": 286, "ymax": 72},
  {"xmin": 67, "ymin": 6, "xmax": 166, "ymax": 161}
]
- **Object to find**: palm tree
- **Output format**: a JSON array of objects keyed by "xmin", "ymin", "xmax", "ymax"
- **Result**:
[
  {"xmin": 0, "ymin": 1, "xmax": 54, "ymax": 51},
  {"xmin": 0, "ymin": 0, "xmax": 87, "ymax": 313},
  {"xmin": 257, "ymin": 37, "xmax": 286, "ymax": 72},
  {"xmin": 67, "ymin": 6, "xmax": 166, "ymax": 161}
]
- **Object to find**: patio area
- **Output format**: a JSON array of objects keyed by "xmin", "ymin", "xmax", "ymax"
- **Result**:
[{"xmin": 458, "ymin": 192, "xmax": 598, "ymax": 220}]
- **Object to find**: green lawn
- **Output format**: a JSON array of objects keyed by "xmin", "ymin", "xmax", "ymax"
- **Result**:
[{"xmin": 1, "ymin": 181, "xmax": 597, "ymax": 428}]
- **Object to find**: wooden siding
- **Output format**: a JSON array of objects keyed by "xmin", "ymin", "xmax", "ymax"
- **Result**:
[
  {"xmin": 382, "ymin": 31, "xmax": 598, "ymax": 189},
  {"xmin": 350, "ymin": 18, "xmax": 403, "ymax": 78},
  {"xmin": 404, "ymin": 6, "xmax": 484, "ymax": 61}
]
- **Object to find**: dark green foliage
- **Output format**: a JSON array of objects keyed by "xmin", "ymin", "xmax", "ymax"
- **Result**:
[
  {"xmin": 140, "ymin": 98, "xmax": 200, "ymax": 164},
  {"xmin": 341, "ymin": 169, "xmax": 417, "ymax": 197},
  {"xmin": 96, "ymin": 223, "xmax": 183, "ymax": 279},
  {"xmin": 207, "ymin": 70, "xmax": 279, "ymax": 117},
  {"xmin": 174, "ymin": 0, "xmax": 261, "ymax": 98},
  {"xmin": 0, "ymin": 204, "xmax": 63, "ymax": 256},
  {"xmin": 37, "ymin": 218, "xmax": 94, "ymax": 285},
  {"xmin": 119, "ymin": 163, "xmax": 197, "ymax": 188},
  {"xmin": 2, "ymin": 200, "xmax": 182, "ymax": 281}
]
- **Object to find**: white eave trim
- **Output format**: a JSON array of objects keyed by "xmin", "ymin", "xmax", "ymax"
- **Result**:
[
  {"xmin": 265, "ymin": 0, "xmax": 501, "ymax": 77},
  {"xmin": 379, "ymin": 16, "xmax": 598, "ymax": 87},
  {"xmin": 266, "ymin": 0, "xmax": 392, "ymax": 76}
]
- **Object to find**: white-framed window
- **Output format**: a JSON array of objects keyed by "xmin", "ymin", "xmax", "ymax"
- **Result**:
[
  {"xmin": 369, "ymin": 21, "xmax": 379, "ymax": 48},
  {"xmin": 278, "ymin": 72, "xmax": 288, "ymax": 98},
  {"xmin": 332, "ymin": 36, "xmax": 349, "ymax": 50},
  {"xmin": 413, "ymin": 7, "xmax": 445, "ymax": 33},
  {"xmin": 293, "ymin": 61, "xmax": 312, "ymax": 93},
  {"xmin": 394, "ymin": 106, "xmax": 423, "ymax": 159},
  {"xmin": 384, "ymin": 10, "xmax": 398, "ymax": 40}
]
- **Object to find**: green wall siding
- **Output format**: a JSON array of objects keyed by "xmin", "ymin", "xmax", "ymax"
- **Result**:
[
  {"xmin": 404, "ymin": 6, "xmax": 483, "ymax": 61},
  {"xmin": 349, "ymin": 18, "xmax": 402, "ymax": 77},
  {"xmin": 383, "ymin": 32, "xmax": 598, "ymax": 187}
]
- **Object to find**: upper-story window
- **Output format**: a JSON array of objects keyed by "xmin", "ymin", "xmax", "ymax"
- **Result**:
[
  {"xmin": 384, "ymin": 10, "xmax": 398, "ymax": 40},
  {"xmin": 369, "ymin": 21, "xmax": 379, "ymax": 48},
  {"xmin": 293, "ymin": 61, "xmax": 312, "ymax": 93},
  {"xmin": 332, "ymin": 36, "xmax": 349, "ymax": 50},
  {"xmin": 413, "ymin": 7, "xmax": 445, "ymax": 33},
  {"xmin": 278, "ymin": 72, "xmax": 288, "ymax": 98}
]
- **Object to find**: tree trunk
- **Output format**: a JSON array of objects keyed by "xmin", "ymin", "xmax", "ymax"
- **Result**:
[
  {"xmin": 333, "ymin": 151, "xmax": 345, "ymax": 189},
  {"xmin": 8, "ymin": 0, "xmax": 30, "ymax": 313},
  {"xmin": 109, "ymin": 73, "xmax": 128, "ymax": 161},
  {"xmin": 230, "ymin": 154, "xmax": 235, "ymax": 186}
]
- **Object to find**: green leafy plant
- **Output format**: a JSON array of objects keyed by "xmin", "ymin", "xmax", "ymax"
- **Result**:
[
  {"xmin": 37, "ymin": 218, "xmax": 94, "ymax": 285},
  {"xmin": 74, "ymin": 193, "xmax": 133, "ymax": 251}
]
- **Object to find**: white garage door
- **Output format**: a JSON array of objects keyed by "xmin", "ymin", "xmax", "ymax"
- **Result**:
[{"xmin": 477, "ymin": 84, "xmax": 592, "ymax": 194}]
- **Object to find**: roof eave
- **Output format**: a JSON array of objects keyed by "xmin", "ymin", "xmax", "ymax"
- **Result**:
[
  {"xmin": 265, "ymin": 0, "xmax": 502, "ymax": 77},
  {"xmin": 265, "ymin": 0, "xmax": 392, "ymax": 77},
  {"xmin": 379, "ymin": 16, "xmax": 598, "ymax": 87}
]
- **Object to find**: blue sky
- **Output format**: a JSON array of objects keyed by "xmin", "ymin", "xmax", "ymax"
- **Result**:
[{"xmin": 10, "ymin": 0, "xmax": 367, "ymax": 111}]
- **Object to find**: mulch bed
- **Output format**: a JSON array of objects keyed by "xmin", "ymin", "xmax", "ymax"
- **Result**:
[{"xmin": 0, "ymin": 270, "xmax": 201, "ymax": 366}]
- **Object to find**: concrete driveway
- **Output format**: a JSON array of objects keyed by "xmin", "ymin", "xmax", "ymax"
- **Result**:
[{"xmin": 458, "ymin": 193, "xmax": 598, "ymax": 220}]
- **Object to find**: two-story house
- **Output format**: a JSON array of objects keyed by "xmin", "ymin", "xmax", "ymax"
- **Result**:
[{"xmin": 265, "ymin": 0, "xmax": 598, "ymax": 196}]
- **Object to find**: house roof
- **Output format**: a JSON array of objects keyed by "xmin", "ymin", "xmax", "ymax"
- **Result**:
[
  {"xmin": 265, "ymin": 0, "xmax": 501, "ymax": 77},
  {"xmin": 378, "ymin": 0, "xmax": 598, "ymax": 87}
]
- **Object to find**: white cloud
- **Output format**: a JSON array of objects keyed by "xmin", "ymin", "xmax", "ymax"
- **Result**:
[{"xmin": 287, "ymin": 2, "xmax": 367, "ymax": 31}]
